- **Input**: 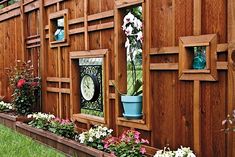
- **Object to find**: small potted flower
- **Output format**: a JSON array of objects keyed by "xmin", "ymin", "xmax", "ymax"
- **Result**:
[
  {"xmin": 119, "ymin": 6, "xmax": 143, "ymax": 119},
  {"xmin": 6, "ymin": 60, "xmax": 40, "ymax": 115}
]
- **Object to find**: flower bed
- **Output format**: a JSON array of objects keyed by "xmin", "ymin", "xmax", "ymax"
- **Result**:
[
  {"xmin": 16, "ymin": 122, "xmax": 112, "ymax": 157},
  {"xmin": 0, "ymin": 112, "xmax": 31, "ymax": 129}
]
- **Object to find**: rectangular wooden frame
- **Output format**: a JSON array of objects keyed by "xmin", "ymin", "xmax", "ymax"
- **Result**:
[
  {"xmin": 179, "ymin": 34, "xmax": 218, "ymax": 81},
  {"xmin": 114, "ymin": 0, "xmax": 151, "ymax": 130},
  {"xmin": 49, "ymin": 9, "xmax": 69, "ymax": 48},
  {"xmin": 70, "ymin": 49, "xmax": 110, "ymax": 127}
]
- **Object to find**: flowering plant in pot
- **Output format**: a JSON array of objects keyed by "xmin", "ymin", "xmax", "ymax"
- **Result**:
[
  {"xmin": 6, "ymin": 60, "xmax": 40, "ymax": 115},
  {"xmin": 120, "ymin": 6, "xmax": 143, "ymax": 119},
  {"xmin": 222, "ymin": 110, "xmax": 235, "ymax": 132}
]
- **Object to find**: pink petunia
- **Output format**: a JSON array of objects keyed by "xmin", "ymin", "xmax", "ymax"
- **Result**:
[{"xmin": 140, "ymin": 147, "xmax": 146, "ymax": 154}]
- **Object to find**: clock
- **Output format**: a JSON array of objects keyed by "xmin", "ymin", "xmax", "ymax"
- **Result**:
[
  {"xmin": 80, "ymin": 74, "xmax": 99, "ymax": 101},
  {"xmin": 79, "ymin": 61, "xmax": 103, "ymax": 111}
]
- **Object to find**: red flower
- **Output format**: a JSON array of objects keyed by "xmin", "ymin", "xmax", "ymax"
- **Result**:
[{"xmin": 17, "ymin": 79, "xmax": 26, "ymax": 88}]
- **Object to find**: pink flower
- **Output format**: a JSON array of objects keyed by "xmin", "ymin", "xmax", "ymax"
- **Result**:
[
  {"xmin": 134, "ymin": 131, "xmax": 140, "ymax": 139},
  {"xmin": 54, "ymin": 117, "xmax": 61, "ymax": 122},
  {"xmin": 141, "ymin": 138, "xmax": 149, "ymax": 144},
  {"xmin": 17, "ymin": 79, "xmax": 26, "ymax": 88},
  {"xmin": 140, "ymin": 147, "xmax": 146, "ymax": 154}
]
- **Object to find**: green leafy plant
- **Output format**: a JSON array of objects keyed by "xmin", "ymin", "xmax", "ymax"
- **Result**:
[
  {"xmin": 76, "ymin": 125, "xmax": 113, "ymax": 151},
  {"xmin": 103, "ymin": 130, "xmax": 149, "ymax": 157},
  {"xmin": 48, "ymin": 118, "xmax": 76, "ymax": 139},
  {"xmin": 0, "ymin": 101, "xmax": 14, "ymax": 112},
  {"xmin": 6, "ymin": 60, "xmax": 40, "ymax": 115},
  {"xmin": 27, "ymin": 112, "xmax": 55, "ymax": 130}
]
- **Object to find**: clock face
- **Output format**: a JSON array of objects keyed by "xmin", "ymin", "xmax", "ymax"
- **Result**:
[{"xmin": 80, "ymin": 74, "xmax": 99, "ymax": 101}]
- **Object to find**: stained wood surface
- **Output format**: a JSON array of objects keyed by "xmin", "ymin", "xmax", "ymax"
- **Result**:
[{"xmin": 0, "ymin": 0, "xmax": 233, "ymax": 156}]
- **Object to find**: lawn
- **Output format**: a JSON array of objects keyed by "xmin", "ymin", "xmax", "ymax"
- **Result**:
[{"xmin": 0, "ymin": 124, "xmax": 65, "ymax": 157}]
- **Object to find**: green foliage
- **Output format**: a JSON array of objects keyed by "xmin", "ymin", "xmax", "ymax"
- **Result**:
[
  {"xmin": 48, "ymin": 118, "xmax": 76, "ymax": 139},
  {"xmin": 6, "ymin": 60, "xmax": 40, "ymax": 115},
  {"xmin": 0, "ymin": 124, "xmax": 65, "ymax": 157},
  {"xmin": 81, "ymin": 108, "xmax": 104, "ymax": 117}
]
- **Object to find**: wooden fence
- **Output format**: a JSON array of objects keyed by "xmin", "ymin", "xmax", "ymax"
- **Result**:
[{"xmin": 0, "ymin": 0, "xmax": 234, "ymax": 156}]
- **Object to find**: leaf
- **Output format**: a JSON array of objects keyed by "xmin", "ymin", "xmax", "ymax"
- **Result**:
[{"xmin": 131, "ymin": 79, "xmax": 142, "ymax": 96}]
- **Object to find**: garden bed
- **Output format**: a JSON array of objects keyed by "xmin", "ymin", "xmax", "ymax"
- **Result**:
[
  {"xmin": 0, "ymin": 112, "xmax": 30, "ymax": 129},
  {"xmin": 16, "ymin": 122, "xmax": 112, "ymax": 157}
]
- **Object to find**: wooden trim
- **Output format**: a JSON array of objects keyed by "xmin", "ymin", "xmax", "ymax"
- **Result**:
[
  {"xmin": 150, "ymin": 63, "xmax": 178, "ymax": 70},
  {"xmin": 115, "ymin": 0, "xmax": 144, "ymax": 9},
  {"xmin": 46, "ymin": 87, "xmax": 70, "ymax": 94},
  {"xmin": 88, "ymin": 22, "xmax": 114, "ymax": 32},
  {"xmin": 193, "ymin": 80, "xmax": 201, "ymax": 157},
  {"xmin": 88, "ymin": 10, "xmax": 114, "ymax": 22},
  {"xmin": 193, "ymin": 0, "xmax": 201, "ymax": 35},
  {"xmin": 47, "ymin": 77, "xmax": 70, "ymax": 83},
  {"xmin": 73, "ymin": 114, "xmax": 105, "ymax": 125},
  {"xmin": 217, "ymin": 43, "xmax": 228, "ymax": 52},
  {"xmin": 70, "ymin": 49, "xmax": 108, "ymax": 59},
  {"xmin": 68, "ymin": 17, "xmax": 84, "ymax": 25},
  {"xmin": 217, "ymin": 62, "xmax": 228, "ymax": 70},
  {"xmin": 44, "ymin": 0, "xmax": 66, "ymax": 7},
  {"xmin": 227, "ymin": 1, "xmax": 235, "ymax": 156},
  {"xmin": 26, "ymin": 44, "xmax": 41, "ymax": 49},
  {"xmin": 150, "ymin": 47, "xmax": 179, "ymax": 55},
  {"xmin": 84, "ymin": 0, "xmax": 89, "ymax": 50}
]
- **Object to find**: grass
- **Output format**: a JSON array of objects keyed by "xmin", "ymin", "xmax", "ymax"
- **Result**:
[{"xmin": 0, "ymin": 124, "xmax": 65, "ymax": 157}]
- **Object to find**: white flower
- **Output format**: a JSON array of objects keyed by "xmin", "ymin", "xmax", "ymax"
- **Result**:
[
  {"xmin": 133, "ymin": 18, "xmax": 142, "ymax": 30},
  {"xmin": 125, "ymin": 25, "xmax": 133, "ymax": 36},
  {"xmin": 88, "ymin": 137, "xmax": 93, "ymax": 142},
  {"xmin": 123, "ymin": 12, "xmax": 135, "ymax": 24},
  {"xmin": 137, "ymin": 31, "xmax": 143, "ymax": 42},
  {"xmin": 125, "ymin": 38, "xmax": 130, "ymax": 48}
]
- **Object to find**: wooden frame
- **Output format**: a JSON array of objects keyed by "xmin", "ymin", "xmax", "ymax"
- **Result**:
[
  {"xmin": 70, "ymin": 49, "xmax": 110, "ymax": 128},
  {"xmin": 49, "ymin": 9, "xmax": 69, "ymax": 48},
  {"xmin": 114, "ymin": 0, "xmax": 151, "ymax": 131},
  {"xmin": 179, "ymin": 34, "xmax": 218, "ymax": 81}
]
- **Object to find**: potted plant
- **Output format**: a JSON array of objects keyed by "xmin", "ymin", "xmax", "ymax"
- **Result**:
[
  {"xmin": 153, "ymin": 146, "xmax": 196, "ymax": 157},
  {"xmin": 6, "ymin": 60, "xmax": 40, "ymax": 116},
  {"xmin": 120, "ymin": 6, "xmax": 143, "ymax": 119}
]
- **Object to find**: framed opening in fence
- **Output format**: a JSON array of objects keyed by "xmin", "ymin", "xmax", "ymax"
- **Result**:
[
  {"xmin": 179, "ymin": 34, "xmax": 218, "ymax": 81},
  {"xmin": 49, "ymin": 9, "xmax": 69, "ymax": 48}
]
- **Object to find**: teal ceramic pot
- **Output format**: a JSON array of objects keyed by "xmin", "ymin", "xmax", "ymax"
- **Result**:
[
  {"xmin": 54, "ymin": 29, "xmax": 64, "ymax": 41},
  {"xmin": 121, "ymin": 95, "xmax": 143, "ymax": 119},
  {"xmin": 193, "ymin": 52, "xmax": 206, "ymax": 69}
]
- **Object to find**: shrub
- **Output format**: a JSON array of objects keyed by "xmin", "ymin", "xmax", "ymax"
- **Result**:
[
  {"xmin": 103, "ymin": 130, "xmax": 149, "ymax": 157},
  {"xmin": 27, "ymin": 112, "xmax": 55, "ymax": 130},
  {"xmin": 48, "ymin": 118, "xmax": 76, "ymax": 139},
  {"xmin": 76, "ymin": 125, "xmax": 113, "ymax": 150},
  {"xmin": 6, "ymin": 60, "xmax": 40, "ymax": 115}
]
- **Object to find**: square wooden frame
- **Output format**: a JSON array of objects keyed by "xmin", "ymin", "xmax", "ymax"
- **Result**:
[
  {"xmin": 49, "ymin": 9, "xmax": 69, "ymax": 48},
  {"xmin": 179, "ymin": 34, "xmax": 218, "ymax": 81},
  {"xmin": 70, "ymin": 49, "xmax": 110, "ymax": 126},
  {"xmin": 114, "ymin": 0, "xmax": 151, "ymax": 131}
]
